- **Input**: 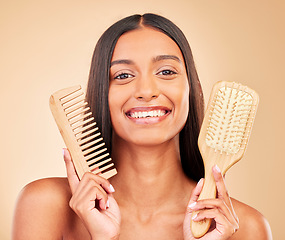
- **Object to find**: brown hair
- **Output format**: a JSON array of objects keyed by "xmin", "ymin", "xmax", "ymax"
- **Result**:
[{"xmin": 86, "ymin": 13, "xmax": 204, "ymax": 182}]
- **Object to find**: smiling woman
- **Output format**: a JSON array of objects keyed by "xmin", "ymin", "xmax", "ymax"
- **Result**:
[{"xmin": 12, "ymin": 13, "xmax": 272, "ymax": 240}]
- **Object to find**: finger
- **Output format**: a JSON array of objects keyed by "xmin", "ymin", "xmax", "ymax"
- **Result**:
[
  {"xmin": 192, "ymin": 207, "xmax": 226, "ymax": 222},
  {"xmin": 83, "ymin": 185, "xmax": 109, "ymax": 211},
  {"xmin": 212, "ymin": 165, "xmax": 227, "ymax": 197},
  {"xmin": 84, "ymin": 180, "xmax": 110, "ymax": 210},
  {"xmin": 75, "ymin": 173, "xmax": 114, "ymax": 210},
  {"xmin": 192, "ymin": 208, "xmax": 232, "ymax": 234},
  {"xmin": 189, "ymin": 198, "xmax": 235, "ymax": 224},
  {"xmin": 192, "ymin": 208, "xmax": 238, "ymax": 237},
  {"xmin": 212, "ymin": 165, "xmax": 238, "ymax": 221},
  {"xmin": 80, "ymin": 172, "xmax": 115, "ymax": 195},
  {"xmin": 183, "ymin": 179, "xmax": 204, "ymax": 238},
  {"xmin": 70, "ymin": 181, "xmax": 109, "ymax": 211},
  {"xmin": 63, "ymin": 148, "xmax": 115, "ymax": 195},
  {"xmin": 187, "ymin": 178, "xmax": 204, "ymax": 211},
  {"xmin": 63, "ymin": 148, "xmax": 79, "ymax": 193}
]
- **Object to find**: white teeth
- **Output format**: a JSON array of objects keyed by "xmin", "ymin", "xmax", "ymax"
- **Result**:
[{"xmin": 129, "ymin": 110, "xmax": 167, "ymax": 118}]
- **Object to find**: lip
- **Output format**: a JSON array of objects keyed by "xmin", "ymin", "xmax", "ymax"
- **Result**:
[{"xmin": 125, "ymin": 106, "xmax": 172, "ymax": 125}]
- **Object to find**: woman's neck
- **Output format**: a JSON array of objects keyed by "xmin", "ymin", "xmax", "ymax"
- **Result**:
[{"xmin": 110, "ymin": 135, "xmax": 195, "ymax": 213}]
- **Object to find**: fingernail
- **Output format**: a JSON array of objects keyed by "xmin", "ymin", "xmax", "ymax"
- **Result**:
[
  {"xmin": 215, "ymin": 164, "xmax": 221, "ymax": 173},
  {"xmin": 106, "ymin": 199, "xmax": 110, "ymax": 208},
  {"xmin": 110, "ymin": 184, "xmax": 115, "ymax": 193},
  {"xmin": 192, "ymin": 213, "xmax": 198, "ymax": 220},
  {"xmin": 197, "ymin": 178, "xmax": 203, "ymax": 186},
  {"xmin": 188, "ymin": 202, "xmax": 196, "ymax": 209},
  {"xmin": 62, "ymin": 148, "xmax": 65, "ymax": 157}
]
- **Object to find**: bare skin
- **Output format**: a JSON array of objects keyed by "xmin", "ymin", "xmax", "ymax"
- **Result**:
[
  {"xmin": 12, "ymin": 173, "xmax": 271, "ymax": 240},
  {"xmin": 12, "ymin": 27, "xmax": 272, "ymax": 240}
]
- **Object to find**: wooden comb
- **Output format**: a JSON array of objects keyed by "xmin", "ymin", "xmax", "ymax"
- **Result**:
[
  {"xmin": 49, "ymin": 85, "xmax": 117, "ymax": 180},
  {"xmin": 190, "ymin": 81, "xmax": 259, "ymax": 238}
]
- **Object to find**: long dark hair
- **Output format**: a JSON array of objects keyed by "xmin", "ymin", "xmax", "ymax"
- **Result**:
[{"xmin": 86, "ymin": 13, "xmax": 205, "ymax": 182}]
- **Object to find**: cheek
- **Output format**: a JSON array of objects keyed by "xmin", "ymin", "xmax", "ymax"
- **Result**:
[
  {"xmin": 108, "ymin": 85, "xmax": 129, "ymax": 130},
  {"xmin": 179, "ymin": 81, "xmax": 190, "ymax": 105},
  {"xmin": 171, "ymin": 80, "xmax": 190, "ymax": 118},
  {"xmin": 179, "ymin": 85, "xmax": 190, "ymax": 125},
  {"xmin": 108, "ymin": 86, "xmax": 120, "ymax": 126},
  {"xmin": 170, "ymin": 81, "xmax": 190, "ymax": 134}
]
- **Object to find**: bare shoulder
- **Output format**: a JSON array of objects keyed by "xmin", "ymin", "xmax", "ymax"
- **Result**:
[
  {"xmin": 19, "ymin": 177, "xmax": 71, "ymax": 202},
  {"xmin": 12, "ymin": 177, "xmax": 72, "ymax": 240},
  {"xmin": 16, "ymin": 177, "xmax": 71, "ymax": 210},
  {"xmin": 230, "ymin": 198, "xmax": 272, "ymax": 240}
]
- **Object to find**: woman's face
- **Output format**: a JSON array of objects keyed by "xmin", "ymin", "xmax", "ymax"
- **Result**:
[{"xmin": 108, "ymin": 27, "xmax": 189, "ymax": 146}]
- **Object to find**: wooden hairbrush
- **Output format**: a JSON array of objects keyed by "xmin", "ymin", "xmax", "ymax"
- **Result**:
[
  {"xmin": 190, "ymin": 81, "xmax": 259, "ymax": 238},
  {"xmin": 49, "ymin": 85, "xmax": 117, "ymax": 180}
]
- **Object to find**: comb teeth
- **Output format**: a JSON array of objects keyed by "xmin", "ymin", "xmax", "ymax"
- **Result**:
[
  {"xmin": 205, "ymin": 83, "xmax": 257, "ymax": 154},
  {"xmin": 50, "ymin": 85, "xmax": 117, "ymax": 180}
]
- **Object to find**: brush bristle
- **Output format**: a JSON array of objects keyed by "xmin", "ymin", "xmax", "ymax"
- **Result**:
[{"xmin": 206, "ymin": 85, "xmax": 255, "ymax": 154}]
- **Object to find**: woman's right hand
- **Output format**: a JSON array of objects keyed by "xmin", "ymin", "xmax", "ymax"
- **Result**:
[{"xmin": 63, "ymin": 148, "xmax": 121, "ymax": 240}]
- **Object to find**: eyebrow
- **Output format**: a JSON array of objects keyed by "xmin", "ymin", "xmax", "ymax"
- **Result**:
[
  {"xmin": 152, "ymin": 55, "xmax": 182, "ymax": 64},
  {"xmin": 110, "ymin": 55, "xmax": 182, "ymax": 67},
  {"xmin": 110, "ymin": 59, "xmax": 135, "ymax": 67}
]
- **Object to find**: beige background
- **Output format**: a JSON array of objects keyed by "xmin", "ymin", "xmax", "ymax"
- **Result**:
[{"xmin": 1, "ymin": 0, "xmax": 284, "ymax": 239}]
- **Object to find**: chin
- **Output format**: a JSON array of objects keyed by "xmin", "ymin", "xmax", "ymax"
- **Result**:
[{"xmin": 118, "ymin": 130, "xmax": 180, "ymax": 148}]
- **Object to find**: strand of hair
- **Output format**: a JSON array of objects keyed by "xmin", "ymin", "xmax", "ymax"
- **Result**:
[
  {"xmin": 85, "ymin": 149, "xmax": 108, "ymax": 161},
  {"xmin": 86, "ymin": 153, "xmax": 110, "ymax": 165},
  {"xmin": 80, "ymin": 137, "xmax": 103, "ymax": 150},
  {"xmin": 78, "ymin": 133, "xmax": 101, "ymax": 145},
  {"xmin": 75, "ymin": 127, "xmax": 98, "ymax": 140},
  {"xmin": 73, "ymin": 122, "xmax": 97, "ymax": 135},
  {"xmin": 82, "ymin": 142, "xmax": 105, "ymax": 156}
]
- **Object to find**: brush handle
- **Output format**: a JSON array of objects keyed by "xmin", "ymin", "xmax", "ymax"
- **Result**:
[{"xmin": 190, "ymin": 168, "xmax": 217, "ymax": 238}]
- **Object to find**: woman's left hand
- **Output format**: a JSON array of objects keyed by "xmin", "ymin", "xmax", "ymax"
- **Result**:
[{"xmin": 183, "ymin": 165, "xmax": 239, "ymax": 240}]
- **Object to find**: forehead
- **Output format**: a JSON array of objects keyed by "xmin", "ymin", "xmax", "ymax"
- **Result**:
[{"xmin": 111, "ymin": 27, "xmax": 184, "ymax": 63}]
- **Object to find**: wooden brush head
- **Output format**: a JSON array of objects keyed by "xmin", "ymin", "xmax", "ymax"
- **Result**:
[
  {"xmin": 198, "ymin": 81, "xmax": 259, "ymax": 174},
  {"xmin": 49, "ymin": 85, "xmax": 117, "ymax": 180}
]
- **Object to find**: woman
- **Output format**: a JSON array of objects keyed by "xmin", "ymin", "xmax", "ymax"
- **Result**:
[{"xmin": 12, "ymin": 13, "xmax": 272, "ymax": 239}]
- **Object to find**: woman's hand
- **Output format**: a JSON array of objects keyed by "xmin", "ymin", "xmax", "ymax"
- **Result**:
[
  {"xmin": 63, "ymin": 148, "xmax": 121, "ymax": 240},
  {"xmin": 183, "ymin": 165, "xmax": 239, "ymax": 240}
]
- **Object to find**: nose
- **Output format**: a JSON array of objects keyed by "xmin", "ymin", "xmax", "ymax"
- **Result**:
[{"xmin": 134, "ymin": 75, "xmax": 160, "ymax": 101}]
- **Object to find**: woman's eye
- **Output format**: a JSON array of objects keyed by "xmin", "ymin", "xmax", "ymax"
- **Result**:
[
  {"xmin": 158, "ymin": 69, "xmax": 177, "ymax": 76},
  {"xmin": 114, "ymin": 73, "xmax": 134, "ymax": 79}
]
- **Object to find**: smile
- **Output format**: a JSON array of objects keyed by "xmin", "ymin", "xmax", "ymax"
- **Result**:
[
  {"xmin": 128, "ymin": 110, "xmax": 167, "ymax": 118},
  {"xmin": 125, "ymin": 107, "xmax": 171, "ymax": 123}
]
